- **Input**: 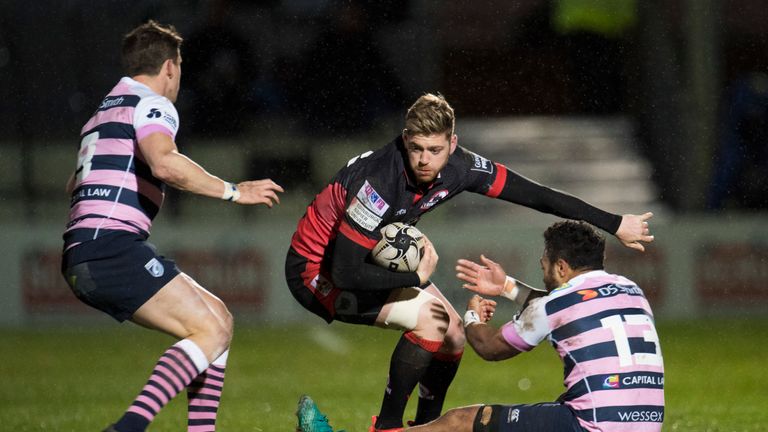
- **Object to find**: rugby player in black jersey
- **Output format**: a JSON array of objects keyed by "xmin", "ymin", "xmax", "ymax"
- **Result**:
[{"xmin": 287, "ymin": 93, "xmax": 654, "ymax": 432}]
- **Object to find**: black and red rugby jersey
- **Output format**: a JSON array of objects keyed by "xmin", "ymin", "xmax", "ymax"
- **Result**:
[{"xmin": 289, "ymin": 136, "xmax": 621, "ymax": 274}]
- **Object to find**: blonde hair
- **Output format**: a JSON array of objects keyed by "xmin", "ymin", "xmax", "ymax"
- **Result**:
[{"xmin": 404, "ymin": 93, "xmax": 455, "ymax": 139}]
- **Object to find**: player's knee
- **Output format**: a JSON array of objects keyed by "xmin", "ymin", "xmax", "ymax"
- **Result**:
[
  {"xmin": 444, "ymin": 320, "xmax": 466, "ymax": 351},
  {"xmin": 196, "ymin": 308, "xmax": 233, "ymax": 350},
  {"xmin": 209, "ymin": 320, "xmax": 233, "ymax": 352},
  {"xmin": 472, "ymin": 405, "xmax": 499, "ymax": 432},
  {"xmin": 207, "ymin": 296, "xmax": 234, "ymax": 342},
  {"xmin": 219, "ymin": 308, "xmax": 234, "ymax": 345}
]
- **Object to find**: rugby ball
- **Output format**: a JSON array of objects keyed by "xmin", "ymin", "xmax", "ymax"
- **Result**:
[{"xmin": 371, "ymin": 223, "xmax": 425, "ymax": 272}]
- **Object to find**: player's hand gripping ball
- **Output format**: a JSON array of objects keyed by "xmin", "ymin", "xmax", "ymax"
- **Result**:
[{"xmin": 371, "ymin": 222, "xmax": 426, "ymax": 272}]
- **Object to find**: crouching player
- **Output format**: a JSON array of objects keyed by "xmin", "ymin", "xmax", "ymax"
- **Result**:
[
  {"xmin": 287, "ymin": 93, "xmax": 655, "ymax": 432},
  {"xmin": 300, "ymin": 221, "xmax": 664, "ymax": 432}
]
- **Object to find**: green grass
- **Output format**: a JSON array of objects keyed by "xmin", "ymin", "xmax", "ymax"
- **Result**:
[{"xmin": 2, "ymin": 319, "xmax": 767, "ymax": 431}]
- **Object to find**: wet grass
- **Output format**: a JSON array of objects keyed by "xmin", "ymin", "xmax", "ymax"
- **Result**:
[{"xmin": 1, "ymin": 318, "xmax": 766, "ymax": 431}]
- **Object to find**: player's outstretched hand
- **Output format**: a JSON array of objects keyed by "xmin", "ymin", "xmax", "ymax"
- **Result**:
[
  {"xmin": 235, "ymin": 179, "xmax": 284, "ymax": 207},
  {"xmin": 616, "ymin": 212, "xmax": 655, "ymax": 252},
  {"xmin": 456, "ymin": 254, "xmax": 507, "ymax": 296},
  {"xmin": 416, "ymin": 236, "xmax": 439, "ymax": 285}
]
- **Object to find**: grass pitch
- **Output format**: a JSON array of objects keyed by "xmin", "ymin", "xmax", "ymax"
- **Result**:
[{"xmin": 2, "ymin": 318, "xmax": 767, "ymax": 431}]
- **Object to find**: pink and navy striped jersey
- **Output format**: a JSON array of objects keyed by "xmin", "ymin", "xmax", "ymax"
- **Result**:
[
  {"xmin": 501, "ymin": 270, "xmax": 664, "ymax": 432},
  {"xmin": 64, "ymin": 77, "xmax": 179, "ymax": 250}
]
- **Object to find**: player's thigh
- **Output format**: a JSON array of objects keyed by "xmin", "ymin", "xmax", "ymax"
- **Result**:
[
  {"xmin": 330, "ymin": 286, "xmax": 440, "ymax": 329},
  {"xmin": 131, "ymin": 272, "xmax": 230, "ymax": 340},
  {"xmin": 373, "ymin": 287, "xmax": 443, "ymax": 331},
  {"xmin": 331, "ymin": 288, "xmax": 393, "ymax": 326},
  {"xmin": 285, "ymin": 247, "xmax": 337, "ymax": 323},
  {"xmin": 423, "ymin": 283, "xmax": 461, "ymax": 320},
  {"xmin": 482, "ymin": 403, "xmax": 585, "ymax": 432}
]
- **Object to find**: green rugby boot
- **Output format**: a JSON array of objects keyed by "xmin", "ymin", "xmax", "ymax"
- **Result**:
[{"xmin": 296, "ymin": 394, "xmax": 345, "ymax": 432}]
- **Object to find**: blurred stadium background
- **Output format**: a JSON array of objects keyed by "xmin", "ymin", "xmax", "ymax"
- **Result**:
[{"xmin": 1, "ymin": 0, "xmax": 767, "ymax": 430}]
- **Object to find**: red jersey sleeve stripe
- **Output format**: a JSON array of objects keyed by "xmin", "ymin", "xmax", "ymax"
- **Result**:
[
  {"xmin": 339, "ymin": 220, "xmax": 379, "ymax": 250},
  {"xmin": 486, "ymin": 162, "xmax": 507, "ymax": 198}
]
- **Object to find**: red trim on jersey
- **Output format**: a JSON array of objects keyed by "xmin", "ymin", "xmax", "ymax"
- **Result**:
[
  {"xmin": 404, "ymin": 331, "xmax": 443, "ymax": 353},
  {"xmin": 486, "ymin": 162, "xmax": 507, "ymax": 198},
  {"xmin": 433, "ymin": 350, "xmax": 464, "ymax": 362},
  {"xmin": 291, "ymin": 182, "xmax": 347, "ymax": 260},
  {"xmin": 339, "ymin": 220, "xmax": 378, "ymax": 250}
]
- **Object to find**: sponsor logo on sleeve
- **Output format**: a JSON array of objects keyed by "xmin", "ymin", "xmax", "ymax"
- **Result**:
[
  {"xmin": 145, "ymin": 106, "xmax": 178, "ymax": 129},
  {"xmin": 469, "ymin": 151, "xmax": 493, "ymax": 174},
  {"xmin": 162, "ymin": 112, "xmax": 178, "ymax": 129}
]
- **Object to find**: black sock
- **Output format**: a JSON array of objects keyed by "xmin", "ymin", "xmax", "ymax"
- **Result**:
[
  {"xmin": 113, "ymin": 412, "xmax": 149, "ymax": 432},
  {"xmin": 413, "ymin": 355, "xmax": 461, "ymax": 425},
  {"xmin": 376, "ymin": 334, "xmax": 435, "ymax": 429}
]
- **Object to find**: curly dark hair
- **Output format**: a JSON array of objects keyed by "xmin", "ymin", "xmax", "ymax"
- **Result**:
[
  {"xmin": 121, "ymin": 20, "xmax": 183, "ymax": 77},
  {"xmin": 543, "ymin": 220, "xmax": 605, "ymax": 271}
]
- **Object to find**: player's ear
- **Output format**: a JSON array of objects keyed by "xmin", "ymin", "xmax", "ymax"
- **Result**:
[
  {"xmin": 449, "ymin": 134, "xmax": 458, "ymax": 154},
  {"xmin": 555, "ymin": 258, "xmax": 570, "ymax": 279},
  {"xmin": 163, "ymin": 58, "xmax": 175, "ymax": 78}
]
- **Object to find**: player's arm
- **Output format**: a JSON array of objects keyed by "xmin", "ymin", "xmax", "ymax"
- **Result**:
[
  {"xmin": 464, "ymin": 295, "xmax": 521, "ymax": 361},
  {"xmin": 138, "ymin": 132, "xmax": 283, "ymax": 206},
  {"xmin": 481, "ymin": 162, "xmax": 654, "ymax": 251},
  {"xmin": 330, "ymin": 229, "xmax": 437, "ymax": 291}
]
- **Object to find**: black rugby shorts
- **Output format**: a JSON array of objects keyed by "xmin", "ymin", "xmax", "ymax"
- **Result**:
[{"xmin": 61, "ymin": 231, "xmax": 180, "ymax": 321}]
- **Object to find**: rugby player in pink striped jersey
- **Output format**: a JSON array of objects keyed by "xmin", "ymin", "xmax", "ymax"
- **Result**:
[{"xmin": 61, "ymin": 20, "xmax": 283, "ymax": 432}]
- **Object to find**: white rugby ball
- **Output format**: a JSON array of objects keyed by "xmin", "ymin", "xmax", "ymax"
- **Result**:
[{"xmin": 371, "ymin": 223, "xmax": 425, "ymax": 272}]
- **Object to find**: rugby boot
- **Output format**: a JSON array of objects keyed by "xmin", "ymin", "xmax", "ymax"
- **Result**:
[
  {"xmin": 296, "ymin": 394, "xmax": 345, "ymax": 432},
  {"xmin": 369, "ymin": 416, "xmax": 405, "ymax": 432}
]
